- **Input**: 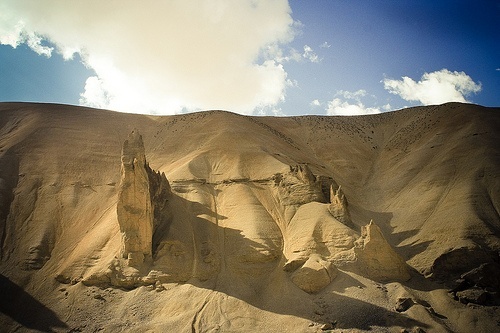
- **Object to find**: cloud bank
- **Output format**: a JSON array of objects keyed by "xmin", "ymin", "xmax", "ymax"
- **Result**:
[
  {"xmin": 0, "ymin": 0, "xmax": 294, "ymax": 114},
  {"xmin": 322, "ymin": 69, "xmax": 482, "ymax": 116},
  {"xmin": 383, "ymin": 69, "xmax": 482, "ymax": 105}
]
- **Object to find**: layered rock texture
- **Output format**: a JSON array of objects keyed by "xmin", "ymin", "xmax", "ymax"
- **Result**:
[{"xmin": 0, "ymin": 102, "xmax": 499, "ymax": 332}]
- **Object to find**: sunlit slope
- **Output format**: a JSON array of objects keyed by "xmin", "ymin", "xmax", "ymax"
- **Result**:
[
  {"xmin": 1, "ymin": 102, "xmax": 499, "ymax": 279},
  {"xmin": 0, "ymin": 102, "xmax": 499, "ymax": 332}
]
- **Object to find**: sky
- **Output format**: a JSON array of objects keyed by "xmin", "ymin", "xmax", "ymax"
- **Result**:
[{"xmin": 0, "ymin": 0, "xmax": 498, "ymax": 116}]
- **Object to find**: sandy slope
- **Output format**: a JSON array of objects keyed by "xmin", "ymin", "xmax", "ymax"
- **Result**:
[{"xmin": 0, "ymin": 102, "xmax": 499, "ymax": 332}]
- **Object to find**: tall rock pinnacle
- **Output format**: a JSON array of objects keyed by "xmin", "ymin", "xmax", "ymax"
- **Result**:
[{"xmin": 117, "ymin": 130, "xmax": 154, "ymax": 265}]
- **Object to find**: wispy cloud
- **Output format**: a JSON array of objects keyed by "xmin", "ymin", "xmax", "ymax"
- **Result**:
[
  {"xmin": 0, "ymin": 20, "xmax": 53, "ymax": 57},
  {"xmin": 268, "ymin": 44, "xmax": 321, "ymax": 64},
  {"xmin": 0, "ymin": 0, "xmax": 295, "ymax": 114},
  {"xmin": 319, "ymin": 41, "xmax": 331, "ymax": 48},
  {"xmin": 302, "ymin": 45, "xmax": 320, "ymax": 63},
  {"xmin": 383, "ymin": 69, "xmax": 481, "ymax": 105}
]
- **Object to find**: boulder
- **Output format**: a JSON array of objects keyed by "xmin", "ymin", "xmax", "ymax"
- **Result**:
[
  {"xmin": 395, "ymin": 297, "xmax": 415, "ymax": 312},
  {"xmin": 290, "ymin": 254, "xmax": 338, "ymax": 293}
]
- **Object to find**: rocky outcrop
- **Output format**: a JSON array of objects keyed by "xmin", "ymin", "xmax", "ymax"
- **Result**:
[
  {"xmin": 282, "ymin": 201, "xmax": 358, "ymax": 293},
  {"xmin": 274, "ymin": 164, "xmax": 331, "ymax": 206},
  {"xmin": 354, "ymin": 220, "xmax": 411, "ymax": 281},
  {"xmin": 448, "ymin": 262, "xmax": 500, "ymax": 306},
  {"xmin": 117, "ymin": 130, "xmax": 171, "ymax": 266},
  {"xmin": 289, "ymin": 254, "xmax": 338, "ymax": 293},
  {"xmin": 327, "ymin": 185, "xmax": 352, "ymax": 227},
  {"xmin": 145, "ymin": 164, "xmax": 172, "ymax": 255}
]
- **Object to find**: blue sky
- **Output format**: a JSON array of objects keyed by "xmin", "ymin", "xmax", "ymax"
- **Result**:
[{"xmin": 0, "ymin": 1, "xmax": 498, "ymax": 115}]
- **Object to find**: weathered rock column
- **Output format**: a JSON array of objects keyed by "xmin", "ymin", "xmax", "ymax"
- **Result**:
[
  {"xmin": 117, "ymin": 130, "xmax": 153, "ymax": 266},
  {"xmin": 354, "ymin": 220, "xmax": 411, "ymax": 281},
  {"xmin": 328, "ymin": 185, "xmax": 352, "ymax": 227}
]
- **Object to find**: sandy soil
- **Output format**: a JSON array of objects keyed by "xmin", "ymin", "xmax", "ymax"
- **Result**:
[{"xmin": 0, "ymin": 102, "xmax": 499, "ymax": 332}]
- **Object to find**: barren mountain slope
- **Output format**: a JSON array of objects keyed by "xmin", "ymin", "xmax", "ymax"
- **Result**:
[{"xmin": 0, "ymin": 102, "xmax": 499, "ymax": 332}]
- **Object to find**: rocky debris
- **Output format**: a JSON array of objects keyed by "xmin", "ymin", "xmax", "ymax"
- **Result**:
[
  {"xmin": 320, "ymin": 322, "xmax": 334, "ymax": 330},
  {"xmin": 327, "ymin": 185, "xmax": 353, "ymax": 227},
  {"xmin": 395, "ymin": 297, "xmax": 415, "ymax": 312},
  {"xmin": 451, "ymin": 287, "xmax": 500, "ymax": 306},
  {"xmin": 289, "ymin": 254, "xmax": 338, "ymax": 293},
  {"xmin": 455, "ymin": 287, "xmax": 490, "ymax": 305},
  {"xmin": 354, "ymin": 220, "xmax": 411, "ymax": 281},
  {"xmin": 448, "ymin": 262, "xmax": 500, "ymax": 306},
  {"xmin": 461, "ymin": 262, "xmax": 500, "ymax": 291},
  {"xmin": 400, "ymin": 328, "xmax": 426, "ymax": 333}
]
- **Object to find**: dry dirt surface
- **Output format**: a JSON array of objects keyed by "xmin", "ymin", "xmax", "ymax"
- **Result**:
[{"xmin": 0, "ymin": 102, "xmax": 499, "ymax": 332}]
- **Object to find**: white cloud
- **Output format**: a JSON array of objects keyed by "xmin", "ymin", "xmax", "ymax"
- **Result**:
[
  {"xmin": 302, "ymin": 45, "xmax": 320, "ymax": 63},
  {"xmin": 286, "ymin": 78, "xmax": 299, "ymax": 88},
  {"xmin": 0, "ymin": 18, "xmax": 53, "ymax": 57},
  {"xmin": 266, "ymin": 44, "xmax": 302, "ymax": 63},
  {"xmin": 326, "ymin": 98, "xmax": 381, "ymax": 116},
  {"xmin": 267, "ymin": 44, "xmax": 320, "ymax": 64},
  {"xmin": 320, "ymin": 41, "xmax": 331, "ymax": 48},
  {"xmin": 336, "ymin": 89, "xmax": 367, "ymax": 100},
  {"xmin": 79, "ymin": 76, "xmax": 109, "ymax": 109},
  {"xmin": 325, "ymin": 89, "xmax": 382, "ymax": 116},
  {"xmin": 383, "ymin": 69, "xmax": 482, "ymax": 105},
  {"xmin": 310, "ymin": 99, "xmax": 321, "ymax": 107},
  {"xmin": 0, "ymin": 0, "xmax": 295, "ymax": 114}
]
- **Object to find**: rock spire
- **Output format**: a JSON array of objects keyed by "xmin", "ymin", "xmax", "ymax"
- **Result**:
[
  {"xmin": 328, "ymin": 185, "xmax": 352, "ymax": 227},
  {"xmin": 117, "ymin": 130, "xmax": 154, "ymax": 265}
]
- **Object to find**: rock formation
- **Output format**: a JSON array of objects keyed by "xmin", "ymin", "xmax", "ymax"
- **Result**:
[
  {"xmin": 117, "ymin": 130, "xmax": 153, "ymax": 265},
  {"xmin": 117, "ymin": 130, "xmax": 171, "ymax": 266},
  {"xmin": 275, "ymin": 166, "xmax": 356, "ymax": 293},
  {"xmin": 1, "ymin": 103, "xmax": 499, "ymax": 332},
  {"xmin": 354, "ymin": 220, "xmax": 411, "ymax": 281},
  {"xmin": 449, "ymin": 262, "xmax": 500, "ymax": 306},
  {"xmin": 327, "ymin": 185, "xmax": 352, "ymax": 227},
  {"xmin": 275, "ymin": 164, "xmax": 329, "ymax": 206},
  {"xmin": 290, "ymin": 254, "xmax": 338, "ymax": 293},
  {"xmin": 145, "ymin": 164, "xmax": 172, "ymax": 255}
]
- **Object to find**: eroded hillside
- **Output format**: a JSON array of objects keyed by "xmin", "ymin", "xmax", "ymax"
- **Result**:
[{"xmin": 0, "ymin": 102, "xmax": 499, "ymax": 332}]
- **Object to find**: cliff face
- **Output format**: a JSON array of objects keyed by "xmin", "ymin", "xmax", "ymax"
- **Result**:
[{"xmin": 0, "ymin": 102, "xmax": 499, "ymax": 332}]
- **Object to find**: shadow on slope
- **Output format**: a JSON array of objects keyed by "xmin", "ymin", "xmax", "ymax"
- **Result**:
[
  {"xmin": 0, "ymin": 274, "xmax": 67, "ymax": 332},
  {"xmin": 166, "ymin": 195, "xmax": 430, "ymax": 331}
]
